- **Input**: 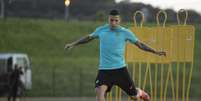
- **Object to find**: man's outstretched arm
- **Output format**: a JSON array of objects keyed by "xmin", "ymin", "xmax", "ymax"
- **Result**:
[
  {"xmin": 64, "ymin": 35, "xmax": 94, "ymax": 50},
  {"xmin": 134, "ymin": 41, "xmax": 166, "ymax": 56}
]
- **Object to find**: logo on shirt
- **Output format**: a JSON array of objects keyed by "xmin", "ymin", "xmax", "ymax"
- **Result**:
[{"xmin": 96, "ymin": 80, "xmax": 99, "ymax": 84}]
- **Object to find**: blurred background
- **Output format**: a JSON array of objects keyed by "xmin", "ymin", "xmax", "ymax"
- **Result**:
[
  {"xmin": 1, "ymin": 0, "xmax": 201, "ymax": 22},
  {"xmin": 0, "ymin": 0, "xmax": 200, "ymax": 101}
]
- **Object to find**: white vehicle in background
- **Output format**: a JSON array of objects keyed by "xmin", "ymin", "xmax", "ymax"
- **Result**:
[{"xmin": 0, "ymin": 53, "xmax": 32, "ymax": 90}]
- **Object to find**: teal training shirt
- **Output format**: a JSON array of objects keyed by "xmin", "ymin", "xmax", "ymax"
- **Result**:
[{"xmin": 90, "ymin": 24, "xmax": 138, "ymax": 70}]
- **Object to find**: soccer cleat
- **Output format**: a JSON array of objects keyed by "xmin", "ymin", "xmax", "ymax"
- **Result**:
[{"xmin": 136, "ymin": 88, "xmax": 150, "ymax": 101}]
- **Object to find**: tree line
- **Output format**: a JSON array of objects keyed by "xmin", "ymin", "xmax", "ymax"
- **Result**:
[{"xmin": 0, "ymin": 0, "xmax": 201, "ymax": 23}]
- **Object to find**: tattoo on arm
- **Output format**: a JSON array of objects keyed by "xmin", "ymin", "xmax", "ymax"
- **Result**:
[
  {"xmin": 135, "ymin": 41, "xmax": 156, "ymax": 54},
  {"xmin": 72, "ymin": 35, "xmax": 94, "ymax": 46}
]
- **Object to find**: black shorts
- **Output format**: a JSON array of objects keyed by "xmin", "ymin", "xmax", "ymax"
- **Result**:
[{"xmin": 95, "ymin": 67, "xmax": 138, "ymax": 96}]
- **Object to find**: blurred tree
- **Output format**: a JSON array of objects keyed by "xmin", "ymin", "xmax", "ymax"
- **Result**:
[
  {"xmin": 69, "ymin": 0, "xmax": 115, "ymax": 20},
  {"xmin": 165, "ymin": 9, "xmax": 177, "ymax": 23},
  {"xmin": 95, "ymin": 10, "xmax": 107, "ymax": 21},
  {"xmin": 7, "ymin": 0, "xmax": 64, "ymax": 18},
  {"xmin": 0, "ymin": 0, "xmax": 16, "ymax": 19},
  {"xmin": 123, "ymin": 0, "xmax": 131, "ymax": 3},
  {"xmin": 2, "ymin": 0, "xmax": 201, "ymax": 24},
  {"xmin": 0, "ymin": 0, "xmax": 5, "ymax": 18},
  {"xmin": 188, "ymin": 10, "xmax": 201, "ymax": 24}
]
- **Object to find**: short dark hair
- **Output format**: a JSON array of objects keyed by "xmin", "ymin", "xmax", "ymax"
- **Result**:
[{"xmin": 109, "ymin": 9, "xmax": 120, "ymax": 16}]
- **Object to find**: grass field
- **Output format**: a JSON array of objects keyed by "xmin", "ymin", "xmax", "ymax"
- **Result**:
[
  {"xmin": 1, "ymin": 97, "xmax": 201, "ymax": 101},
  {"xmin": 0, "ymin": 18, "xmax": 200, "ymax": 98}
]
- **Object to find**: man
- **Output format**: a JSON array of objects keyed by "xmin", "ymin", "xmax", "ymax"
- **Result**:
[
  {"xmin": 64, "ymin": 9, "xmax": 166, "ymax": 101},
  {"xmin": 8, "ymin": 65, "xmax": 23, "ymax": 101}
]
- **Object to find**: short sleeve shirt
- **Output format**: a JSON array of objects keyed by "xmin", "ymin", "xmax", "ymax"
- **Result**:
[{"xmin": 90, "ymin": 24, "xmax": 138, "ymax": 70}]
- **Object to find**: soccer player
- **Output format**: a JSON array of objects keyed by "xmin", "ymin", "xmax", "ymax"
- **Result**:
[{"xmin": 64, "ymin": 9, "xmax": 166, "ymax": 101}]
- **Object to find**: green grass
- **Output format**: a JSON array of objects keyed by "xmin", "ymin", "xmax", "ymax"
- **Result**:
[
  {"xmin": 0, "ymin": 18, "xmax": 101, "ymax": 96},
  {"xmin": 0, "ymin": 18, "xmax": 200, "ymax": 97}
]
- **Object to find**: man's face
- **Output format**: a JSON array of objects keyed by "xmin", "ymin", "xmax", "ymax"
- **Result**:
[{"xmin": 108, "ymin": 15, "xmax": 121, "ymax": 28}]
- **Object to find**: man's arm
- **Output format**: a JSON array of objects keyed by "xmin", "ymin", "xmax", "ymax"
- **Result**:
[
  {"xmin": 134, "ymin": 41, "xmax": 166, "ymax": 56},
  {"xmin": 64, "ymin": 34, "xmax": 94, "ymax": 50}
]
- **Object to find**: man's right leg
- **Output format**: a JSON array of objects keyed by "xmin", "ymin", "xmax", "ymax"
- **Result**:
[{"xmin": 95, "ymin": 85, "xmax": 108, "ymax": 101}]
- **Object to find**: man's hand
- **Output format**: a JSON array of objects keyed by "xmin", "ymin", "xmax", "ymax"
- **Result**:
[
  {"xmin": 64, "ymin": 35, "xmax": 94, "ymax": 51},
  {"xmin": 155, "ymin": 51, "xmax": 166, "ymax": 56},
  {"xmin": 64, "ymin": 43, "xmax": 74, "ymax": 50}
]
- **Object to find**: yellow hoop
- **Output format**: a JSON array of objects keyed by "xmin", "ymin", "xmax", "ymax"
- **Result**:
[
  {"xmin": 133, "ymin": 11, "xmax": 145, "ymax": 28},
  {"xmin": 156, "ymin": 10, "xmax": 167, "ymax": 27},
  {"xmin": 177, "ymin": 9, "xmax": 188, "ymax": 25}
]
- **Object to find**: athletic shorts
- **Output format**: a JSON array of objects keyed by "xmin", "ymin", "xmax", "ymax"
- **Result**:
[{"xmin": 95, "ymin": 67, "xmax": 138, "ymax": 96}]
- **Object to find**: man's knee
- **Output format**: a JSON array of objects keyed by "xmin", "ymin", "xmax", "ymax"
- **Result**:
[{"xmin": 95, "ymin": 85, "xmax": 108, "ymax": 96}]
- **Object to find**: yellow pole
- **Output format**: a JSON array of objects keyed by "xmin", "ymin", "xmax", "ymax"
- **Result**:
[
  {"xmin": 133, "ymin": 63, "xmax": 136, "ymax": 85},
  {"xmin": 186, "ymin": 63, "xmax": 193, "ymax": 101},
  {"xmin": 154, "ymin": 64, "xmax": 158, "ymax": 101},
  {"xmin": 138, "ymin": 63, "xmax": 142, "ymax": 101},
  {"xmin": 110, "ymin": 91, "xmax": 113, "ymax": 101},
  {"xmin": 119, "ymin": 87, "xmax": 122, "ymax": 101},
  {"xmin": 107, "ymin": 91, "xmax": 112, "ymax": 101},
  {"xmin": 164, "ymin": 65, "xmax": 171, "ymax": 101},
  {"xmin": 128, "ymin": 96, "xmax": 131, "ymax": 101},
  {"xmin": 148, "ymin": 63, "xmax": 154, "ymax": 101},
  {"xmin": 107, "ymin": 92, "xmax": 109, "ymax": 101},
  {"xmin": 170, "ymin": 64, "xmax": 175, "ymax": 101},
  {"xmin": 131, "ymin": 63, "xmax": 136, "ymax": 101},
  {"xmin": 139, "ymin": 63, "xmax": 142, "ymax": 88},
  {"xmin": 182, "ymin": 63, "xmax": 186, "ymax": 101},
  {"xmin": 160, "ymin": 64, "xmax": 164, "ymax": 101},
  {"xmin": 115, "ymin": 86, "xmax": 118, "ymax": 101},
  {"xmin": 143, "ymin": 63, "xmax": 149, "ymax": 89},
  {"xmin": 176, "ymin": 63, "xmax": 180, "ymax": 101}
]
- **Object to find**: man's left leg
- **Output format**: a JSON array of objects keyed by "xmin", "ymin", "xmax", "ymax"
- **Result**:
[
  {"xmin": 115, "ymin": 67, "xmax": 150, "ymax": 101},
  {"xmin": 130, "ymin": 88, "xmax": 150, "ymax": 101}
]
